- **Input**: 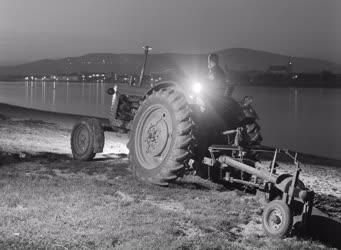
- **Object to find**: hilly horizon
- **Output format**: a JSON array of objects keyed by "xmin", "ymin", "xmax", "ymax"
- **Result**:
[{"xmin": 0, "ymin": 48, "xmax": 340, "ymax": 77}]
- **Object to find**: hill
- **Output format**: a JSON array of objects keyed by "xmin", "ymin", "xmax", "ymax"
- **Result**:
[{"xmin": 0, "ymin": 48, "xmax": 340, "ymax": 76}]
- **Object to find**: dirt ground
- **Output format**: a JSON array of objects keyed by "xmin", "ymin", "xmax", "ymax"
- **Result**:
[{"xmin": 0, "ymin": 103, "xmax": 340, "ymax": 249}]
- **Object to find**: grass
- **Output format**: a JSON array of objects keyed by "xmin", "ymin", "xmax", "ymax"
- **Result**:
[{"xmin": 0, "ymin": 157, "xmax": 337, "ymax": 250}]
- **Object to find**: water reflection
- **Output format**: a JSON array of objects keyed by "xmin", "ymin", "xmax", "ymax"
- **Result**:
[
  {"xmin": 82, "ymin": 82, "xmax": 85, "ymax": 104},
  {"xmin": 101, "ymin": 83, "xmax": 105, "ymax": 105},
  {"xmin": 34, "ymin": 82, "xmax": 37, "ymax": 104},
  {"xmin": 66, "ymin": 82, "xmax": 69, "ymax": 105},
  {"xmin": 294, "ymin": 88, "xmax": 298, "ymax": 120},
  {"xmin": 30, "ymin": 82, "xmax": 33, "ymax": 105},
  {"xmin": 52, "ymin": 82, "xmax": 56, "ymax": 109},
  {"xmin": 88, "ymin": 83, "xmax": 91, "ymax": 104},
  {"xmin": 25, "ymin": 82, "xmax": 29, "ymax": 102},
  {"xmin": 96, "ymin": 82, "xmax": 99, "ymax": 112},
  {"xmin": 42, "ymin": 82, "xmax": 46, "ymax": 104}
]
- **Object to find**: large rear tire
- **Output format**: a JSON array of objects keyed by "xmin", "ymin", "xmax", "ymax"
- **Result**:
[{"xmin": 128, "ymin": 87, "xmax": 194, "ymax": 186}]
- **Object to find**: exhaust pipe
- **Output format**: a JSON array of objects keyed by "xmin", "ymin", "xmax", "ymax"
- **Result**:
[{"xmin": 138, "ymin": 46, "xmax": 152, "ymax": 87}]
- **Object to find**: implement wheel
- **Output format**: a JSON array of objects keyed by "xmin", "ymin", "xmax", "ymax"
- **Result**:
[
  {"xmin": 128, "ymin": 87, "xmax": 194, "ymax": 186},
  {"xmin": 262, "ymin": 200, "xmax": 293, "ymax": 238}
]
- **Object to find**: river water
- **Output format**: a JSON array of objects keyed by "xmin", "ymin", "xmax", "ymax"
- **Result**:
[{"xmin": 0, "ymin": 81, "xmax": 340, "ymax": 160}]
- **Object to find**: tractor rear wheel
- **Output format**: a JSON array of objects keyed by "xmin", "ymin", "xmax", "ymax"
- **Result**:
[{"xmin": 128, "ymin": 87, "xmax": 194, "ymax": 186}]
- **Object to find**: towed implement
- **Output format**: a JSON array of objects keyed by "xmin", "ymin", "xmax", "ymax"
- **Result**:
[
  {"xmin": 202, "ymin": 128, "xmax": 314, "ymax": 238},
  {"xmin": 70, "ymin": 46, "xmax": 314, "ymax": 238}
]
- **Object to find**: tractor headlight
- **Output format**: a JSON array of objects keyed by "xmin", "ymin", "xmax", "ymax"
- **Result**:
[{"xmin": 192, "ymin": 82, "xmax": 202, "ymax": 94}]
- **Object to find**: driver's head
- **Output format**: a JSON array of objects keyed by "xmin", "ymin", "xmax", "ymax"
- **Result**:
[
  {"xmin": 208, "ymin": 53, "xmax": 219, "ymax": 69},
  {"xmin": 242, "ymin": 96, "xmax": 253, "ymax": 106}
]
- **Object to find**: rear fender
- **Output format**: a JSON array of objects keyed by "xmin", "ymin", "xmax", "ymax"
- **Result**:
[{"xmin": 143, "ymin": 81, "xmax": 179, "ymax": 99}]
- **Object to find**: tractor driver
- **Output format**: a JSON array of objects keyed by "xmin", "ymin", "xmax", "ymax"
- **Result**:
[
  {"xmin": 208, "ymin": 53, "xmax": 226, "ymax": 97},
  {"xmin": 207, "ymin": 53, "xmax": 240, "ymax": 130},
  {"xmin": 208, "ymin": 53, "xmax": 235, "ymax": 98}
]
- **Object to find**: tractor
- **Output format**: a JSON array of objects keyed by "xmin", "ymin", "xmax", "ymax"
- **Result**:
[{"xmin": 70, "ymin": 46, "xmax": 314, "ymax": 238}]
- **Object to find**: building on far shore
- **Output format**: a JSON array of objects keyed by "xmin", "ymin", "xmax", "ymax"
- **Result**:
[
  {"xmin": 267, "ymin": 58, "xmax": 293, "ymax": 75},
  {"xmin": 58, "ymin": 75, "xmax": 80, "ymax": 82}
]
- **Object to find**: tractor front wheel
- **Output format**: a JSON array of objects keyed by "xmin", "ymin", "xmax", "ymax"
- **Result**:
[{"xmin": 71, "ymin": 118, "xmax": 104, "ymax": 161}]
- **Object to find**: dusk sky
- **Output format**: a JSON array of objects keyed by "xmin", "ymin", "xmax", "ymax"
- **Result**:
[{"xmin": 1, "ymin": 0, "xmax": 340, "ymax": 65}]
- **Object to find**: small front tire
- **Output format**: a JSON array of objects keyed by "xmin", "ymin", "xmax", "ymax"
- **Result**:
[{"xmin": 71, "ymin": 118, "xmax": 103, "ymax": 161}]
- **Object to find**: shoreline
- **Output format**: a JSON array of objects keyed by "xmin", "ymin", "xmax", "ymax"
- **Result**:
[
  {"xmin": 0, "ymin": 103, "xmax": 108, "ymax": 129},
  {"xmin": 1, "ymin": 79, "xmax": 341, "ymax": 89}
]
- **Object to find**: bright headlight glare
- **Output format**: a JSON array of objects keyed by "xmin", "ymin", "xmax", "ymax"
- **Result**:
[{"xmin": 192, "ymin": 82, "xmax": 202, "ymax": 94}]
